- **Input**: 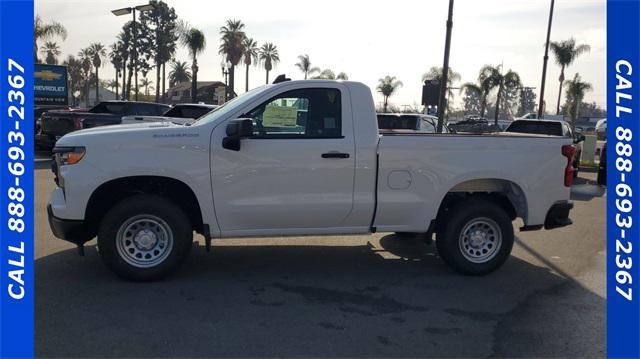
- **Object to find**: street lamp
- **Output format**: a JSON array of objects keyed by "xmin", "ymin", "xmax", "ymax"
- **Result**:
[
  {"xmin": 537, "ymin": 0, "xmax": 555, "ymax": 119},
  {"xmin": 437, "ymin": 0, "xmax": 455, "ymax": 133},
  {"xmin": 221, "ymin": 60, "xmax": 231, "ymax": 101},
  {"xmin": 112, "ymin": 3, "xmax": 156, "ymax": 101}
]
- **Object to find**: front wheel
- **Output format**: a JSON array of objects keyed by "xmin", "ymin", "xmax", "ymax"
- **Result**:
[
  {"xmin": 97, "ymin": 195, "xmax": 193, "ymax": 281},
  {"xmin": 436, "ymin": 198, "xmax": 514, "ymax": 275}
]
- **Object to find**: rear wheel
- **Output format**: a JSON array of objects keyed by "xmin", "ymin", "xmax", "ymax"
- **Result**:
[
  {"xmin": 97, "ymin": 195, "xmax": 193, "ymax": 281},
  {"xmin": 436, "ymin": 198, "xmax": 514, "ymax": 275}
]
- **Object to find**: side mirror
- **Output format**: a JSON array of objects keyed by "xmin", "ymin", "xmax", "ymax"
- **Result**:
[
  {"xmin": 574, "ymin": 133, "xmax": 585, "ymax": 144},
  {"xmin": 222, "ymin": 118, "xmax": 253, "ymax": 151}
]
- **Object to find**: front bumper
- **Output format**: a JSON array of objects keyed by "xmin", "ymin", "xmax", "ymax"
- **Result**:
[{"xmin": 47, "ymin": 204, "xmax": 93, "ymax": 245}]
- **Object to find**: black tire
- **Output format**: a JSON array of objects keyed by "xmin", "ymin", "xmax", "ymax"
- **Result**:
[
  {"xmin": 97, "ymin": 194, "xmax": 193, "ymax": 281},
  {"xmin": 436, "ymin": 198, "xmax": 514, "ymax": 275}
]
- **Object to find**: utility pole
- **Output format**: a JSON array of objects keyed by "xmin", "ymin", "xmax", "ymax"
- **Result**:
[
  {"xmin": 437, "ymin": 0, "xmax": 454, "ymax": 133},
  {"xmin": 132, "ymin": 7, "xmax": 138, "ymax": 101},
  {"xmin": 537, "ymin": 0, "xmax": 555, "ymax": 119}
]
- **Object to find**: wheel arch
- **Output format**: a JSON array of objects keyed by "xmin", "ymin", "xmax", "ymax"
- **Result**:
[
  {"xmin": 85, "ymin": 176, "xmax": 205, "ymax": 237},
  {"xmin": 436, "ymin": 178, "xmax": 528, "ymax": 225}
]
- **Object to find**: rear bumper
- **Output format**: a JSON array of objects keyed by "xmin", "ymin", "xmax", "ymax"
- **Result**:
[
  {"xmin": 47, "ymin": 204, "xmax": 93, "ymax": 245},
  {"xmin": 520, "ymin": 201, "xmax": 573, "ymax": 231},
  {"xmin": 544, "ymin": 201, "xmax": 574, "ymax": 230}
]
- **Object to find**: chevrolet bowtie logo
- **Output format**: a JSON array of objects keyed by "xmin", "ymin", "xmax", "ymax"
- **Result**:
[{"xmin": 35, "ymin": 70, "xmax": 62, "ymax": 81}]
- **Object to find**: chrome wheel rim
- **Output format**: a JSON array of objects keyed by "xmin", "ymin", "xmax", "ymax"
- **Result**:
[
  {"xmin": 116, "ymin": 214, "xmax": 173, "ymax": 268},
  {"xmin": 458, "ymin": 217, "xmax": 502, "ymax": 263}
]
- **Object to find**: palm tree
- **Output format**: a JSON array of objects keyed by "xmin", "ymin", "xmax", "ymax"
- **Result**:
[
  {"xmin": 550, "ymin": 38, "xmax": 590, "ymax": 115},
  {"xmin": 491, "ymin": 66, "xmax": 521, "ymax": 124},
  {"xmin": 168, "ymin": 60, "xmax": 192, "ymax": 87},
  {"xmin": 34, "ymin": 15, "xmax": 67, "ymax": 63},
  {"xmin": 88, "ymin": 43, "xmax": 107, "ymax": 104},
  {"xmin": 109, "ymin": 43, "xmax": 124, "ymax": 99},
  {"xmin": 312, "ymin": 69, "xmax": 336, "ymax": 79},
  {"xmin": 219, "ymin": 19, "xmax": 246, "ymax": 98},
  {"xmin": 311, "ymin": 69, "xmax": 349, "ymax": 80},
  {"xmin": 259, "ymin": 43, "xmax": 280, "ymax": 84},
  {"xmin": 106, "ymin": 79, "xmax": 119, "ymax": 93},
  {"xmin": 295, "ymin": 54, "xmax": 320, "ymax": 79},
  {"xmin": 564, "ymin": 73, "xmax": 592, "ymax": 130},
  {"xmin": 460, "ymin": 65, "xmax": 501, "ymax": 118},
  {"xmin": 63, "ymin": 55, "xmax": 83, "ymax": 106},
  {"xmin": 139, "ymin": 78, "xmax": 154, "ymax": 97},
  {"xmin": 422, "ymin": 66, "xmax": 461, "ymax": 101},
  {"xmin": 40, "ymin": 41, "xmax": 61, "ymax": 65},
  {"xmin": 180, "ymin": 27, "xmax": 206, "ymax": 103},
  {"xmin": 77, "ymin": 48, "xmax": 93, "ymax": 105},
  {"xmin": 242, "ymin": 37, "xmax": 259, "ymax": 92},
  {"xmin": 377, "ymin": 76, "xmax": 403, "ymax": 113}
]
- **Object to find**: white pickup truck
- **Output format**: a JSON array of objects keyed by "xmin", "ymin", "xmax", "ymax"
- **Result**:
[{"xmin": 48, "ymin": 80, "xmax": 575, "ymax": 281}]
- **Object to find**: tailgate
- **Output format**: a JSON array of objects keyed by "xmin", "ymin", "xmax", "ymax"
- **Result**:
[{"xmin": 41, "ymin": 114, "xmax": 75, "ymax": 136}]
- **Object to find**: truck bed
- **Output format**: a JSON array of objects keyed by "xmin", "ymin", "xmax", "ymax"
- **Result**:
[{"xmin": 373, "ymin": 133, "xmax": 572, "ymax": 232}]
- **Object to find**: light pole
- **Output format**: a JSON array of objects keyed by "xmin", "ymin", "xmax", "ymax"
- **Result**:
[
  {"xmin": 437, "ymin": 0, "xmax": 455, "ymax": 133},
  {"xmin": 112, "ymin": 3, "xmax": 155, "ymax": 101},
  {"xmin": 537, "ymin": 0, "xmax": 555, "ymax": 119},
  {"xmin": 221, "ymin": 60, "xmax": 230, "ymax": 102}
]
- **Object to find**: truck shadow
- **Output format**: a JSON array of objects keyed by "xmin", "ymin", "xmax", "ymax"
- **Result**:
[
  {"xmin": 571, "ymin": 176, "xmax": 606, "ymax": 202},
  {"xmin": 35, "ymin": 234, "xmax": 604, "ymax": 358}
]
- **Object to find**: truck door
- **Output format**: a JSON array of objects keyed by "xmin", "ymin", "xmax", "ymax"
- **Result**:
[{"xmin": 211, "ymin": 87, "xmax": 356, "ymax": 235}]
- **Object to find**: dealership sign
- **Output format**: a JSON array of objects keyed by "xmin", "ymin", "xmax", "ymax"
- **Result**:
[{"xmin": 34, "ymin": 63, "xmax": 68, "ymax": 106}]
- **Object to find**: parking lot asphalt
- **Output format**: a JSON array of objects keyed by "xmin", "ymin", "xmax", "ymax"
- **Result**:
[{"xmin": 34, "ymin": 154, "xmax": 606, "ymax": 358}]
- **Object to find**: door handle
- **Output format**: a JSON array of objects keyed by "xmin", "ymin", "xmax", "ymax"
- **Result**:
[{"xmin": 321, "ymin": 152, "xmax": 350, "ymax": 159}]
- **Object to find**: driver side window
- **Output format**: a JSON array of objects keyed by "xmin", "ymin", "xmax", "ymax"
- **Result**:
[{"xmin": 246, "ymin": 88, "xmax": 342, "ymax": 138}]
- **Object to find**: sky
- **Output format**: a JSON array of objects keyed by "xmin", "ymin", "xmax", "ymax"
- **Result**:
[{"xmin": 35, "ymin": 0, "xmax": 606, "ymax": 110}]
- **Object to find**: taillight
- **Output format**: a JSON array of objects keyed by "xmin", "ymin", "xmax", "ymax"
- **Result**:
[
  {"xmin": 562, "ymin": 144, "xmax": 576, "ymax": 187},
  {"xmin": 73, "ymin": 118, "xmax": 83, "ymax": 130}
]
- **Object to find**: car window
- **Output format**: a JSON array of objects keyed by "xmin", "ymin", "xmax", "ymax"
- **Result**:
[
  {"xmin": 377, "ymin": 115, "xmax": 419, "ymax": 130},
  {"xmin": 89, "ymin": 102, "xmax": 126, "ymax": 114},
  {"xmin": 180, "ymin": 106, "xmax": 213, "ymax": 119},
  {"xmin": 246, "ymin": 88, "xmax": 342, "ymax": 138},
  {"xmin": 162, "ymin": 107, "xmax": 182, "ymax": 118},
  {"xmin": 128, "ymin": 103, "xmax": 165, "ymax": 116},
  {"xmin": 506, "ymin": 121, "xmax": 562, "ymax": 136},
  {"xmin": 420, "ymin": 118, "xmax": 436, "ymax": 133}
]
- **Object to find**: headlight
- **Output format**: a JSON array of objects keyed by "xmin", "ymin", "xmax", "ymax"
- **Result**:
[{"xmin": 53, "ymin": 146, "xmax": 86, "ymax": 166}]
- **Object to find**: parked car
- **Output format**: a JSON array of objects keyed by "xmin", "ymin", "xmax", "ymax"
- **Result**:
[
  {"xmin": 48, "ymin": 80, "xmax": 574, "ymax": 280},
  {"xmin": 37, "ymin": 101, "xmax": 171, "ymax": 149},
  {"xmin": 35, "ymin": 105, "xmax": 72, "ymax": 135},
  {"xmin": 597, "ymin": 141, "xmax": 606, "ymax": 186},
  {"xmin": 505, "ymin": 119, "xmax": 585, "ymax": 175},
  {"xmin": 595, "ymin": 118, "xmax": 607, "ymax": 140},
  {"xmin": 121, "ymin": 103, "xmax": 218, "ymax": 125},
  {"xmin": 516, "ymin": 113, "xmax": 565, "ymax": 122},
  {"xmin": 377, "ymin": 113, "xmax": 450, "ymax": 133}
]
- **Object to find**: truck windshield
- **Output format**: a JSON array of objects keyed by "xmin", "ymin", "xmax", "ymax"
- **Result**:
[
  {"xmin": 89, "ymin": 102, "xmax": 126, "ymax": 114},
  {"xmin": 192, "ymin": 85, "xmax": 271, "ymax": 126}
]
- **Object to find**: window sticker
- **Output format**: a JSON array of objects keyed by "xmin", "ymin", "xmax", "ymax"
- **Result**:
[{"xmin": 262, "ymin": 105, "xmax": 298, "ymax": 127}]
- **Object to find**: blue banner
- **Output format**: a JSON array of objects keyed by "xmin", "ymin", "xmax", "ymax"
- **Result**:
[
  {"xmin": 0, "ymin": 0, "xmax": 34, "ymax": 358},
  {"xmin": 607, "ymin": 0, "xmax": 640, "ymax": 357},
  {"xmin": 34, "ymin": 63, "xmax": 68, "ymax": 106}
]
